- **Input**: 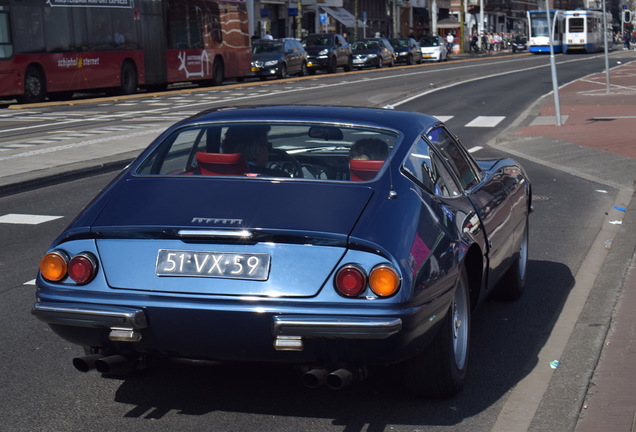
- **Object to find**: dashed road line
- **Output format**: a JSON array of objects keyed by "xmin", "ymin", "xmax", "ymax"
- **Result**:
[{"xmin": 0, "ymin": 213, "xmax": 63, "ymax": 224}]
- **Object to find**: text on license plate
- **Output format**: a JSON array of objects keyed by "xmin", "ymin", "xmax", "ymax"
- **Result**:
[{"xmin": 156, "ymin": 249, "xmax": 270, "ymax": 280}]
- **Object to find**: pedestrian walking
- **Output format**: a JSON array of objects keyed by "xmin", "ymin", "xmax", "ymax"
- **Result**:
[{"xmin": 624, "ymin": 30, "xmax": 631, "ymax": 50}]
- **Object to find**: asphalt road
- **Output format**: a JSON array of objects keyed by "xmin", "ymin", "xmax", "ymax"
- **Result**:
[{"xmin": 0, "ymin": 51, "xmax": 630, "ymax": 431}]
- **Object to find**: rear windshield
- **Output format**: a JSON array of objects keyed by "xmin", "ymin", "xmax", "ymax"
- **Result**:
[{"xmin": 136, "ymin": 122, "xmax": 399, "ymax": 181}]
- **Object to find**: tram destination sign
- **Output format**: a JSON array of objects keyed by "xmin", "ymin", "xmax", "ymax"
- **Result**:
[{"xmin": 47, "ymin": 0, "xmax": 132, "ymax": 8}]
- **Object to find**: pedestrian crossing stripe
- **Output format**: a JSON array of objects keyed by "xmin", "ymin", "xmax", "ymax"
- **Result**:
[
  {"xmin": 465, "ymin": 116, "xmax": 505, "ymax": 128},
  {"xmin": 0, "ymin": 213, "xmax": 63, "ymax": 225}
]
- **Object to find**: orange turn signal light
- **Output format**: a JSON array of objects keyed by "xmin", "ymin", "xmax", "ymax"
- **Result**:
[
  {"xmin": 369, "ymin": 265, "xmax": 400, "ymax": 297},
  {"xmin": 40, "ymin": 251, "xmax": 69, "ymax": 282}
]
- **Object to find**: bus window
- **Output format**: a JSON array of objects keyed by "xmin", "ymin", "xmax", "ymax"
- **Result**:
[
  {"xmin": 44, "ymin": 7, "xmax": 72, "ymax": 52},
  {"xmin": 0, "ymin": 12, "xmax": 12, "ymax": 58},
  {"xmin": 71, "ymin": 7, "xmax": 88, "ymax": 50},
  {"xmin": 87, "ymin": 10, "xmax": 114, "ymax": 49},
  {"xmin": 111, "ymin": 9, "xmax": 138, "ymax": 48},
  {"xmin": 13, "ymin": 6, "xmax": 45, "ymax": 53}
]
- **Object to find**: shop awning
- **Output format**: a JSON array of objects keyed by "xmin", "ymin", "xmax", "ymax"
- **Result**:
[
  {"xmin": 437, "ymin": 17, "xmax": 460, "ymax": 29},
  {"xmin": 321, "ymin": 7, "xmax": 366, "ymax": 28}
]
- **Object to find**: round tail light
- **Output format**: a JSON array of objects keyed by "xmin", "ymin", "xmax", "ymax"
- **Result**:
[
  {"xmin": 68, "ymin": 253, "xmax": 98, "ymax": 285},
  {"xmin": 334, "ymin": 264, "xmax": 367, "ymax": 297},
  {"xmin": 40, "ymin": 251, "xmax": 69, "ymax": 282},
  {"xmin": 369, "ymin": 265, "xmax": 400, "ymax": 297}
]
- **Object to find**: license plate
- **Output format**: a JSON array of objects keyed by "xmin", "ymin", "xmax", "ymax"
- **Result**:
[
  {"xmin": 422, "ymin": 54, "xmax": 432, "ymax": 58},
  {"xmin": 251, "ymin": 67, "xmax": 260, "ymax": 72},
  {"xmin": 156, "ymin": 249, "xmax": 270, "ymax": 280}
]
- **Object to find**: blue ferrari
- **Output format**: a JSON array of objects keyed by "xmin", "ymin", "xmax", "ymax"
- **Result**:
[{"xmin": 33, "ymin": 105, "xmax": 531, "ymax": 398}]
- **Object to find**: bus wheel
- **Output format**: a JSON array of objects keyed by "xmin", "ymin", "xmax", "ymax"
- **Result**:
[
  {"xmin": 20, "ymin": 66, "xmax": 46, "ymax": 104},
  {"xmin": 119, "ymin": 61, "xmax": 138, "ymax": 95},
  {"xmin": 211, "ymin": 60, "xmax": 224, "ymax": 86}
]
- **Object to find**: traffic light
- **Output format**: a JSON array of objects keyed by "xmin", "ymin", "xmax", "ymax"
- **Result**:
[{"xmin": 623, "ymin": 9, "xmax": 632, "ymax": 24}]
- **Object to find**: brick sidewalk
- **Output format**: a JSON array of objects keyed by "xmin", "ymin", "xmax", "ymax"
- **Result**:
[{"xmin": 513, "ymin": 59, "xmax": 636, "ymax": 160}]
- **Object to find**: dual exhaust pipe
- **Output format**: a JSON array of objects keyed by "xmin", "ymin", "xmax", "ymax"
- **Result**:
[
  {"xmin": 74, "ymin": 355, "xmax": 362, "ymax": 390},
  {"xmin": 302, "ymin": 367, "xmax": 366, "ymax": 390},
  {"xmin": 72, "ymin": 354, "xmax": 138, "ymax": 374}
]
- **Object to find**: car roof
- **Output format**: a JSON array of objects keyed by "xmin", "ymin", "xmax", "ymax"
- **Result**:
[{"xmin": 178, "ymin": 105, "xmax": 437, "ymax": 135}]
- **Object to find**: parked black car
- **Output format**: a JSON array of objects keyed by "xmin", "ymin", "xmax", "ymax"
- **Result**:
[
  {"xmin": 351, "ymin": 38, "xmax": 395, "ymax": 69},
  {"xmin": 388, "ymin": 37, "xmax": 422, "ymax": 65},
  {"xmin": 510, "ymin": 35, "xmax": 528, "ymax": 52},
  {"xmin": 301, "ymin": 33, "xmax": 353, "ymax": 74},
  {"xmin": 249, "ymin": 38, "xmax": 308, "ymax": 80}
]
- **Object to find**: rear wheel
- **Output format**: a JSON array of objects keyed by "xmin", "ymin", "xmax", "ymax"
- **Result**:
[
  {"xmin": 211, "ymin": 59, "xmax": 224, "ymax": 86},
  {"xmin": 494, "ymin": 218, "xmax": 529, "ymax": 300},
  {"xmin": 119, "ymin": 61, "xmax": 137, "ymax": 95},
  {"xmin": 19, "ymin": 66, "xmax": 46, "ymax": 104},
  {"xmin": 403, "ymin": 267, "xmax": 470, "ymax": 398}
]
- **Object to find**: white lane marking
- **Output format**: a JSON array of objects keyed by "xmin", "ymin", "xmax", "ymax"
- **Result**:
[
  {"xmin": 24, "ymin": 279, "xmax": 36, "ymax": 285},
  {"xmin": 0, "ymin": 128, "xmax": 166, "ymax": 162},
  {"xmin": 465, "ymin": 116, "xmax": 505, "ymax": 128},
  {"xmin": 0, "ymin": 213, "xmax": 63, "ymax": 224},
  {"xmin": 432, "ymin": 115, "xmax": 454, "ymax": 123}
]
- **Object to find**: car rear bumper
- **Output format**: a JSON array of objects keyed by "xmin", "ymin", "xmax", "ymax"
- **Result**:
[
  {"xmin": 32, "ymin": 302, "xmax": 147, "ymax": 329},
  {"xmin": 31, "ymin": 299, "xmax": 430, "ymax": 364}
]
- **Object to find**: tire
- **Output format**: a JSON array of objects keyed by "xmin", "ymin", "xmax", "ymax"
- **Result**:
[
  {"xmin": 403, "ymin": 267, "xmax": 470, "ymax": 398},
  {"xmin": 343, "ymin": 56, "xmax": 353, "ymax": 72},
  {"xmin": 376, "ymin": 57, "xmax": 383, "ymax": 69},
  {"xmin": 277, "ymin": 63, "xmax": 288, "ymax": 79},
  {"xmin": 298, "ymin": 62, "xmax": 308, "ymax": 77},
  {"xmin": 19, "ymin": 66, "xmax": 46, "ymax": 104},
  {"xmin": 327, "ymin": 56, "xmax": 337, "ymax": 74},
  {"xmin": 211, "ymin": 59, "xmax": 224, "ymax": 86},
  {"xmin": 406, "ymin": 54, "xmax": 414, "ymax": 65},
  {"xmin": 494, "ymin": 218, "xmax": 529, "ymax": 300},
  {"xmin": 119, "ymin": 61, "xmax": 137, "ymax": 95}
]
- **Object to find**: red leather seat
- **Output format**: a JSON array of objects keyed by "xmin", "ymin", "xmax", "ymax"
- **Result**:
[
  {"xmin": 349, "ymin": 159, "xmax": 384, "ymax": 181},
  {"xmin": 196, "ymin": 152, "xmax": 249, "ymax": 176}
]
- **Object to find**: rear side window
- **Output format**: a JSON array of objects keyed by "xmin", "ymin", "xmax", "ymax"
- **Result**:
[
  {"xmin": 402, "ymin": 137, "xmax": 460, "ymax": 197},
  {"xmin": 136, "ymin": 122, "xmax": 398, "ymax": 182},
  {"xmin": 425, "ymin": 127, "xmax": 480, "ymax": 190}
]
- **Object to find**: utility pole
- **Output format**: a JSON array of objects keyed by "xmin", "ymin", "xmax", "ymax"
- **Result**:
[
  {"xmin": 460, "ymin": 0, "xmax": 465, "ymax": 53},
  {"xmin": 545, "ymin": 0, "xmax": 562, "ymax": 126},
  {"xmin": 431, "ymin": 0, "xmax": 437, "ymax": 36},
  {"xmin": 479, "ymin": 0, "xmax": 484, "ymax": 35}
]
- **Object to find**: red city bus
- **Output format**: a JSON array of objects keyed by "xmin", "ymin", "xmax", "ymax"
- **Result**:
[{"xmin": 0, "ymin": 0, "xmax": 250, "ymax": 103}]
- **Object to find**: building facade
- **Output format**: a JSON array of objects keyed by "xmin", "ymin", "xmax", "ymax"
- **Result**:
[{"xmin": 247, "ymin": 0, "xmax": 626, "ymax": 41}]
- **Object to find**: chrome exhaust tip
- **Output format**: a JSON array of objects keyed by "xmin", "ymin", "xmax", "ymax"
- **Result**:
[
  {"xmin": 72, "ymin": 354, "xmax": 102, "ymax": 372},
  {"xmin": 302, "ymin": 368, "xmax": 329, "ymax": 389}
]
